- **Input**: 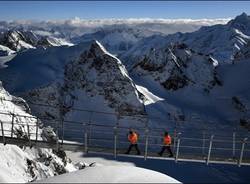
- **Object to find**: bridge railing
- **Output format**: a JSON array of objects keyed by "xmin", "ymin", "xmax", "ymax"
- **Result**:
[{"xmin": 0, "ymin": 98, "xmax": 249, "ymax": 166}]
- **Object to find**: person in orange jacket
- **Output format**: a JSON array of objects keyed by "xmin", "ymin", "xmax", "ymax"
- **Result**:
[
  {"xmin": 125, "ymin": 130, "xmax": 141, "ymax": 155},
  {"xmin": 158, "ymin": 131, "xmax": 174, "ymax": 157}
]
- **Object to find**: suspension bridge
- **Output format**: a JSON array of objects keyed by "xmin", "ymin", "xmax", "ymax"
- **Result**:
[{"xmin": 0, "ymin": 98, "xmax": 250, "ymax": 167}]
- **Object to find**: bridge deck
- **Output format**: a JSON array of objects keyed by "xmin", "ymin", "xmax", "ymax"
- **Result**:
[{"xmin": 1, "ymin": 136, "xmax": 249, "ymax": 167}]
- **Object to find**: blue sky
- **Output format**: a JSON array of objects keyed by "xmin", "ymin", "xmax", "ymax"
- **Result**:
[{"xmin": 0, "ymin": 1, "xmax": 250, "ymax": 20}]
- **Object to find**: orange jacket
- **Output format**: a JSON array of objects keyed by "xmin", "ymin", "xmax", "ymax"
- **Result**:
[
  {"xmin": 164, "ymin": 135, "xmax": 171, "ymax": 145},
  {"xmin": 128, "ymin": 132, "xmax": 138, "ymax": 144}
]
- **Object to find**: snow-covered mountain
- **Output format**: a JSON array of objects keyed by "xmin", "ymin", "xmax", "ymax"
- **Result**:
[
  {"xmin": 0, "ymin": 13, "xmax": 249, "ymax": 138},
  {"xmin": 129, "ymin": 42, "xmax": 250, "ymax": 133},
  {"xmin": 0, "ymin": 29, "xmax": 73, "ymax": 54},
  {"xmin": 74, "ymin": 25, "xmax": 160, "ymax": 55},
  {"xmin": 132, "ymin": 43, "xmax": 220, "ymax": 92},
  {"xmin": 0, "ymin": 44, "xmax": 15, "ymax": 56},
  {"xmin": 0, "ymin": 81, "xmax": 77, "ymax": 182},
  {"xmin": 0, "ymin": 40, "xmax": 146, "ymax": 142},
  {"xmin": 122, "ymin": 13, "xmax": 250, "ymax": 67}
]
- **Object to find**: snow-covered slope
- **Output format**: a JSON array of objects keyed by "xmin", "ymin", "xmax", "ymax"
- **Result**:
[
  {"xmin": 129, "ymin": 42, "xmax": 250, "ymax": 133},
  {"xmin": 0, "ymin": 44, "xmax": 15, "ymax": 56},
  {"xmin": 132, "ymin": 43, "xmax": 220, "ymax": 92},
  {"xmin": 0, "ymin": 41, "xmax": 91, "ymax": 93},
  {"xmin": 0, "ymin": 41, "xmax": 146, "ymax": 145},
  {"xmin": 35, "ymin": 165, "xmax": 181, "ymax": 183},
  {"xmin": 122, "ymin": 13, "xmax": 250, "ymax": 66},
  {"xmin": 0, "ymin": 81, "xmax": 77, "ymax": 183},
  {"xmin": 19, "ymin": 41, "xmax": 145, "ymax": 126},
  {"xmin": 0, "ymin": 30, "xmax": 35, "ymax": 51},
  {"xmin": 0, "ymin": 29, "xmax": 73, "ymax": 52},
  {"xmin": 74, "ymin": 25, "xmax": 158, "ymax": 55}
]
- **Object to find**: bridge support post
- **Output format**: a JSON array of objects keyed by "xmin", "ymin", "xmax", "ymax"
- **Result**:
[
  {"xmin": 173, "ymin": 124, "xmax": 177, "ymax": 153},
  {"xmin": 84, "ymin": 131, "xmax": 88, "ymax": 155},
  {"xmin": 56, "ymin": 120, "xmax": 59, "ymax": 152},
  {"xmin": 114, "ymin": 126, "xmax": 117, "ymax": 158},
  {"xmin": 233, "ymin": 132, "xmax": 236, "ymax": 159},
  {"xmin": 35, "ymin": 117, "xmax": 39, "ymax": 143},
  {"xmin": 175, "ymin": 133, "xmax": 181, "ymax": 163},
  {"xmin": 10, "ymin": 114, "xmax": 14, "ymax": 138},
  {"xmin": 27, "ymin": 125, "xmax": 32, "ymax": 147},
  {"xmin": 238, "ymin": 138, "xmax": 248, "ymax": 167},
  {"xmin": 144, "ymin": 128, "xmax": 149, "ymax": 160},
  {"xmin": 202, "ymin": 131, "xmax": 205, "ymax": 156},
  {"xmin": 61, "ymin": 119, "xmax": 64, "ymax": 145},
  {"xmin": 206, "ymin": 135, "xmax": 214, "ymax": 165},
  {"xmin": 1, "ymin": 121, "xmax": 6, "ymax": 145}
]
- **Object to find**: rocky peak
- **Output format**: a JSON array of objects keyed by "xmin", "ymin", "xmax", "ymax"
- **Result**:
[
  {"xmin": 133, "ymin": 43, "xmax": 221, "ymax": 91},
  {"xmin": 63, "ymin": 40, "xmax": 145, "ymax": 116},
  {"xmin": 229, "ymin": 12, "xmax": 250, "ymax": 34},
  {"xmin": 88, "ymin": 40, "xmax": 107, "ymax": 57},
  {"xmin": 231, "ymin": 12, "xmax": 249, "ymax": 25}
]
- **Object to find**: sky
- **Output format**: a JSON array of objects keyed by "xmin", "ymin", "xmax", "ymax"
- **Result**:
[{"xmin": 0, "ymin": 1, "xmax": 250, "ymax": 20}]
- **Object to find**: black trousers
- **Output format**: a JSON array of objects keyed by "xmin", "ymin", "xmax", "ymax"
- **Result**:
[
  {"xmin": 159, "ymin": 145, "xmax": 174, "ymax": 156},
  {"xmin": 125, "ymin": 144, "xmax": 141, "ymax": 155}
]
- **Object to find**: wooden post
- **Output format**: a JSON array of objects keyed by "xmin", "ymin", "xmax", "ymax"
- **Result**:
[
  {"xmin": 1, "ymin": 121, "xmax": 6, "ymax": 145},
  {"xmin": 206, "ymin": 135, "xmax": 214, "ymax": 165},
  {"xmin": 175, "ymin": 133, "xmax": 181, "ymax": 163},
  {"xmin": 238, "ymin": 138, "xmax": 248, "ymax": 167}
]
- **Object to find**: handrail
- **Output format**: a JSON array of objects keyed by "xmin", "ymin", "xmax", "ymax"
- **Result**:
[{"xmin": 1, "ymin": 96, "xmax": 250, "ymax": 166}]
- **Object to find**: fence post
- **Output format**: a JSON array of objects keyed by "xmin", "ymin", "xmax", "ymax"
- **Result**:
[
  {"xmin": 11, "ymin": 114, "xmax": 15, "ymax": 138},
  {"xmin": 61, "ymin": 119, "xmax": 64, "ymax": 145},
  {"xmin": 175, "ymin": 133, "xmax": 181, "ymax": 163},
  {"xmin": 84, "ymin": 121, "xmax": 88, "ymax": 155},
  {"xmin": 1, "ymin": 121, "xmax": 6, "ymax": 145},
  {"xmin": 202, "ymin": 131, "xmax": 205, "ymax": 156},
  {"xmin": 206, "ymin": 135, "xmax": 214, "ymax": 165},
  {"xmin": 88, "ymin": 112, "xmax": 93, "ymax": 147},
  {"xmin": 27, "ymin": 124, "xmax": 32, "ymax": 147},
  {"xmin": 144, "ymin": 128, "xmax": 149, "ymax": 160},
  {"xmin": 233, "ymin": 132, "xmax": 236, "ymax": 159},
  {"xmin": 114, "ymin": 126, "xmax": 117, "ymax": 158},
  {"xmin": 238, "ymin": 138, "xmax": 248, "ymax": 167},
  {"xmin": 173, "ymin": 122, "xmax": 177, "ymax": 153},
  {"xmin": 56, "ymin": 120, "xmax": 59, "ymax": 152},
  {"xmin": 35, "ymin": 117, "xmax": 39, "ymax": 143}
]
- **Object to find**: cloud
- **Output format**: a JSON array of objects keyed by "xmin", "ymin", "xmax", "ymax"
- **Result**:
[{"xmin": 4, "ymin": 17, "xmax": 231, "ymax": 27}]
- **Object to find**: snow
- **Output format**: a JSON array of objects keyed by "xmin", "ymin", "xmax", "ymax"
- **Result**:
[
  {"xmin": 35, "ymin": 165, "xmax": 180, "ymax": 183},
  {"xmin": 136, "ymin": 85, "xmax": 164, "ymax": 105},
  {"xmin": 0, "ymin": 44, "xmax": 16, "ymax": 56},
  {"xmin": 0, "ymin": 82, "xmax": 78, "ymax": 183}
]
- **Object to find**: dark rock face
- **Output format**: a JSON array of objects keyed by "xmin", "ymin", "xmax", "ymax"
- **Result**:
[
  {"xmin": 161, "ymin": 74, "xmax": 188, "ymax": 90},
  {"xmin": 133, "ymin": 43, "xmax": 219, "ymax": 91},
  {"xmin": 22, "ymin": 41, "xmax": 145, "ymax": 124},
  {"xmin": 63, "ymin": 41, "xmax": 145, "ymax": 116}
]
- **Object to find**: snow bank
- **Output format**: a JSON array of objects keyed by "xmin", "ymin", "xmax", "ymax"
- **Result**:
[{"xmin": 35, "ymin": 165, "xmax": 181, "ymax": 183}]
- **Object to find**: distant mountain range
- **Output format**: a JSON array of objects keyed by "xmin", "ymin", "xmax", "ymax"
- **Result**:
[{"xmin": 0, "ymin": 13, "xmax": 249, "ymax": 138}]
